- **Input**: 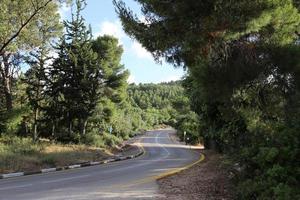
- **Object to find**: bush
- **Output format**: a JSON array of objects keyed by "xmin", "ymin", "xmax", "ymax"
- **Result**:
[
  {"xmin": 102, "ymin": 133, "xmax": 122, "ymax": 147},
  {"xmin": 175, "ymin": 112, "xmax": 203, "ymax": 144},
  {"xmin": 83, "ymin": 130, "xmax": 122, "ymax": 148},
  {"xmin": 235, "ymin": 122, "xmax": 300, "ymax": 199},
  {"xmin": 0, "ymin": 107, "xmax": 30, "ymax": 135},
  {"xmin": 83, "ymin": 131, "xmax": 105, "ymax": 148},
  {"xmin": 0, "ymin": 135, "xmax": 42, "ymax": 155},
  {"xmin": 40, "ymin": 155, "xmax": 56, "ymax": 166}
]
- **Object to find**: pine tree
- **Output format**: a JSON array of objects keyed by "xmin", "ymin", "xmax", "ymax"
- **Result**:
[
  {"xmin": 90, "ymin": 35, "xmax": 129, "ymax": 131},
  {"xmin": 0, "ymin": 0, "xmax": 62, "ymax": 111},
  {"xmin": 51, "ymin": 0, "xmax": 99, "ymax": 136},
  {"xmin": 115, "ymin": 1, "xmax": 300, "ymax": 198},
  {"xmin": 25, "ymin": 49, "xmax": 49, "ymax": 142},
  {"xmin": 24, "ymin": 4, "xmax": 62, "ymax": 142},
  {"xmin": 92, "ymin": 35, "xmax": 129, "ymax": 103}
]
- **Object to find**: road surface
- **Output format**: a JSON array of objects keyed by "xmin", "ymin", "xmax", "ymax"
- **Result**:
[{"xmin": 0, "ymin": 129, "xmax": 200, "ymax": 200}]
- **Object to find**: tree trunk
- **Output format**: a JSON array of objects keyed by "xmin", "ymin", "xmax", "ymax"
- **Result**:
[
  {"xmin": 33, "ymin": 107, "xmax": 39, "ymax": 142},
  {"xmin": 3, "ymin": 77, "xmax": 12, "ymax": 111},
  {"xmin": 67, "ymin": 111, "xmax": 73, "ymax": 136},
  {"xmin": 51, "ymin": 121, "xmax": 55, "ymax": 140},
  {"xmin": 80, "ymin": 119, "xmax": 88, "ymax": 136},
  {"xmin": 0, "ymin": 54, "xmax": 13, "ymax": 111},
  {"xmin": 68, "ymin": 119, "xmax": 73, "ymax": 137}
]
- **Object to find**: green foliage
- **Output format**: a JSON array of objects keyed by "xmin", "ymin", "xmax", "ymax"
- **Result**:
[
  {"xmin": 126, "ymin": 81, "xmax": 201, "ymax": 143},
  {"xmin": 128, "ymin": 82, "xmax": 185, "ymax": 126},
  {"xmin": 0, "ymin": 135, "xmax": 42, "ymax": 155},
  {"xmin": 83, "ymin": 131, "xmax": 106, "ymax": 148},
  {"xmin": 0, "ymin": 1, "xmax": 201, "ymax": 176},
  {"xmin": 0, "ymin": 0, "xmax": 62, "ymax": 111},
  {"xmin": 0, "ymin": 107, "xmax": 30, "ymax": 135},
  {"xmin": 49, "ymin": 0, "xmax": 104, "ymax": 136},
  {"xmin": 83, "ymin": 130, "xmax": 122, "ymax": 148},
  {"xmin": 0, "ymin": 0, "xmax": 62, "ymax": 52},
  {"xmin": 174, "ymin": 112, "xmax": 202, "ymax": 144},
  {"xmin": 115, "ymin": 0, "xmax": 300, "ymax": 198},
  {"xmin": 92, "ymin": 35, "xmax": 129, "ymax": 104}
]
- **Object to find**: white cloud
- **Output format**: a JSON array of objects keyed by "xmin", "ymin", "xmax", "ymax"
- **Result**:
[
  {"xmin": 58, "ymin": 3, "xmax": 71, "ymax": 20},
  {"xmin": 131, "ymin": 41, "xmax": 152, "ymax": 60},
  {"xmin": 138, "ymin": 15, "xmax": 152, "ymax": 26},
  {"xmin": 160, "ymin": 75, "xmax": 182, "ymax": 83},
  {"xmin": 45, "ymin": 51, "xmax": 58, "ymax": 66},
  {"xmin": 95, "ymin": 21, "xmax": 152, "ymax": 60},
  {"xmin": 127, "ymin": 74, "xmax": 136, "ymax": 84},
  {"xmin": 94, "ymin": 21, "xmax": 125, "ymax": 42}
]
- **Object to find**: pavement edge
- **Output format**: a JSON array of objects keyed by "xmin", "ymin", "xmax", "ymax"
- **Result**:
[
  {"xmin": 156, "ymin": 153, "xmax": 206, "ymax": 180},
  {"xmin": 0, "ymin": 141, "xmax": 145, "ymax": 180}
]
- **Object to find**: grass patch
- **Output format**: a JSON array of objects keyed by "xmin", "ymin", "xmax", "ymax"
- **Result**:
[{"xmin": 0, "ymin": 136, "xmax": 113, "ymax": 174}]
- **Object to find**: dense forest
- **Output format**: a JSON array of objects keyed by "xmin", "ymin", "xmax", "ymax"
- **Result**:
[
  {"xmin": 115, "ymin": 0, "xmax": 300, "ymax": 199},
  {"xmin": 127, "ymin": 82, "xmax": 201, "ymax": 143}
]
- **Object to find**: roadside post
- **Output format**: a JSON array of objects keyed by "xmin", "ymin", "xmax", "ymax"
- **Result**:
[
  {"xmin": 186, "ymin": 137, "xmax": 189, "ymax": 145},
  {"xmin": 109, "ymin": 126, "xmax": 113, "ymax": 134},
  {"xmin": 183, "ymin": 131, "xmax": 186, "ymax": 143},
  {"xmin": 186, "ymin": 137, "xmax": 192, "ymax": 149}
]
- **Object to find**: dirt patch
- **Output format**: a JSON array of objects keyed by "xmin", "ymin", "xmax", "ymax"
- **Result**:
[{"xmin": 156, "ymin": 150, "xmax": 234, "ymax": 200}]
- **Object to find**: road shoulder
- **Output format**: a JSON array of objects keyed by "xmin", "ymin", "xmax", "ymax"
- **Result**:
[
  {"xmin": 156, "ymin": 150, "xmax": 234, "ymax": 200},
  {"xmin": 0, "ymin": 134, "xmax": 145, "ymax": 179}
]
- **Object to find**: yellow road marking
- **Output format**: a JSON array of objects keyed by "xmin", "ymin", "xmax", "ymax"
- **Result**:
[{"xmin": 108, "ymin": 153, "xmax": 205, "ymax": 189}]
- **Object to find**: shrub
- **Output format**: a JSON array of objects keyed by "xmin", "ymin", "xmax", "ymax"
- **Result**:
[
  {"xmin": 83, "ymin": 129, "xmax": 122, "ymax": 148},
  {"xmin": 0, "ymin": 135, "xmax": 42, "ymax": 155},
  {"xmin": 102, "ymin": 133, "xmax": 122, "ymax": 147},
  {"xmin": 40, "ymin": 155, "xmax": 57, "ymax": 166},
  {"xmin": 83, "ymin": 131, "xmax": 105, "ymax": 148},
  {"xmin": 0, "ymin": 107, "xmax": 30, "ymax": 135}
]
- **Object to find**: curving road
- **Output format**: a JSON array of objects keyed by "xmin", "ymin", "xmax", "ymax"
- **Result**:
[{"xmin": 0, "ymin": 129, "xmax": 200, "ymax": 200}]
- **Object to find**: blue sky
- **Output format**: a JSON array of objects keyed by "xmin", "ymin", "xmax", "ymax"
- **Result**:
[{"xmin": 59, "ymin": 0, "xmax": 185, "ymax": 84}]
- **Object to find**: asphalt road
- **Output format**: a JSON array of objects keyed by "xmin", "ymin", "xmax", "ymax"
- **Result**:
[{"xmin": 0, "ymin": 129, "xmax": 200, "ymax": 200}]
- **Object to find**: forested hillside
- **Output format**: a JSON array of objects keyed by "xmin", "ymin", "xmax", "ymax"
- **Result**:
[
  {"xmin": 128, "ymin": 82, "xmax": 184, "ymax": 126},
  {"xmin": 115, "ymin": 0, "xmax": 300, "ymax": 199},
  {"xmin": 127, "ymin": 82, "xmax": 201, "ymax": 143}
]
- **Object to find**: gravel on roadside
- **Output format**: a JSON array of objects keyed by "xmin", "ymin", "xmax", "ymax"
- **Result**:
[{"xmin": 156, "ymin": 150, "xmax": 234, "ymax": 200}]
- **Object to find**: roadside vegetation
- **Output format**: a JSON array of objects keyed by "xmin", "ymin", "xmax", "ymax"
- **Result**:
[
  {"xmin": 2, "ymin": 0, "xmax": 298, "ymax": 199},
  {"xmin": 0, "ymin": 81, "xmax": 194, "ymax": 173},
  {"xmin": 115, "ymin": 0, "xmax": 300, "ymax": 199},
  {"xmin": 0, "ymin": 136, "xmax": 112, "ymax": 173},
  {"xmin": 0, "ymin": 0, "xmax": 197, "ymax": 173}
]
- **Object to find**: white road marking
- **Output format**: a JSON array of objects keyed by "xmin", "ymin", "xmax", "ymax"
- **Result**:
[
  {"xmin": 100, "ymin": 132, "xmax": 173, "ymax": 173},
  {"xmin": 0, "ymin": 184, "xmax": 33, "ymax": 191},
  {"xmin": 42, "ymin": 175, "xmax": 90, "ymax": 184},
  {"xmin": 155, "ymin": 132, "xmax": 170, "ymax": 158}
]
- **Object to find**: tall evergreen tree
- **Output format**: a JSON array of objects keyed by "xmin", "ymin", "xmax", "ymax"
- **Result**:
[
  {"xmin": 24, "ymin": 8, "xmax": 62, "ymax": 141},
  {"xmin": 90, "ymin": 35, "xmax": 129, "ymax": 131},
  {"xmin": 92, "ymin": 35, "xmax": 129, "ymax": 103},
  {"xmin": 51, "ymin": 0, "xmax": 100, "ymax": 136}
]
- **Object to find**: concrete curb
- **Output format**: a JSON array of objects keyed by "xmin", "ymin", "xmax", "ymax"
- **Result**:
[{"xmin": 0, "ymin": 144, "xmax": 144, "ymax": 180}]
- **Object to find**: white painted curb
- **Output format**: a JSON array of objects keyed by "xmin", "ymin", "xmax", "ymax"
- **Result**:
[
  {"xmin": 2, "ymin": 172, "xmax": 24, "ymax": 178},
  {"xmin": 68, "ymin": 164, "xmax": 81, "ymax": 169},
  {"xmin": 41, "ymin": 168, "xmax": 57, "ymax": 173}
]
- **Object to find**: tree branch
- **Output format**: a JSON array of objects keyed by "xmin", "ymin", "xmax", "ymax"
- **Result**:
[{"xmin": 0, "ymin": 0, "xmax": 54, "ymax": 55}]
